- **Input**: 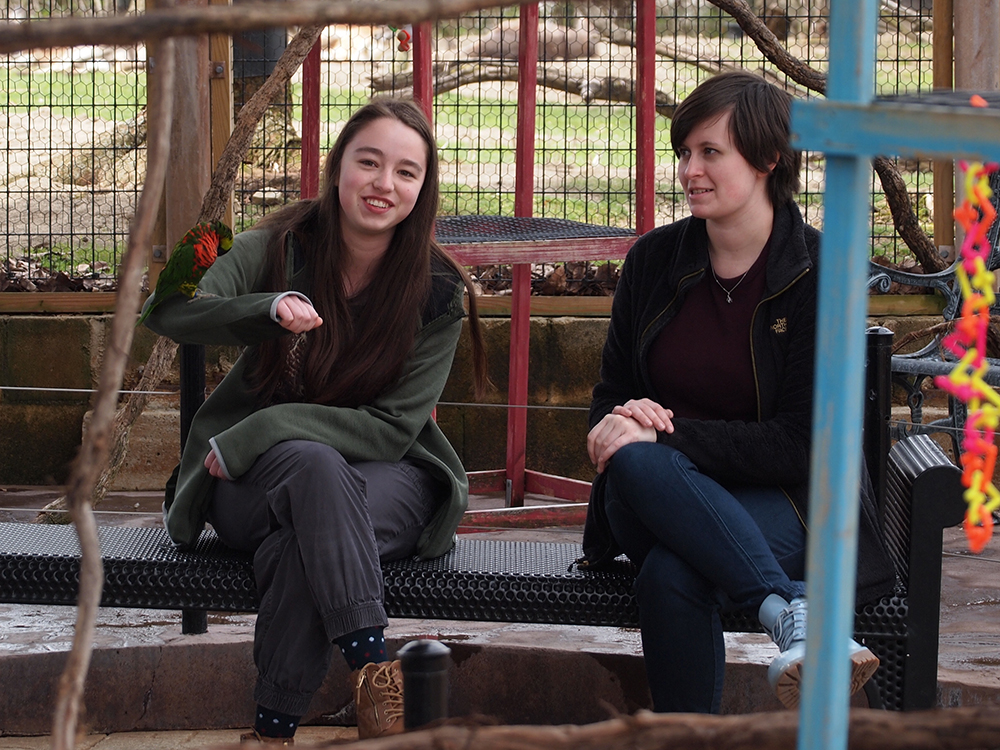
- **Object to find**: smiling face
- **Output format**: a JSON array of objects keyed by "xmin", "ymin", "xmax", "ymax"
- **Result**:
[
  {"xmin": 335, "ymin": 116, "xmax": 428, "ymax": 250},
  {"xmin": 676, "ymin": 109, "xmax": 773, "ymax": 227}
]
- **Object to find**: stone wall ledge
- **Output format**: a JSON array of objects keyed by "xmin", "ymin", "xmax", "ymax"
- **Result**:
[{"xmin": 1, "ymin": 313, "xmax": 944, "ymax": 488}]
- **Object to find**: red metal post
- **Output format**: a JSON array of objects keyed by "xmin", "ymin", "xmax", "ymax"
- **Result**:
[
  {"xmin": 412, "ymin": 22, "xmax": 434, "ymax": 124},
  {"xmin": 506, "ymin": 3, "xmax": 539, "ymax": 507},
  {"xmin": 635, "ymin": 0, "xmax": 656, "ymax": 235},
  {"xmin": 301, "ymin": 39, "xmax": 321, "ymax": 200}
]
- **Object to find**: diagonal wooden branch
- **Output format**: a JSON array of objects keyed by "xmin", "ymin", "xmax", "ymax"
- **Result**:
[
  {"xmin": 589, "ymin": 17, "xmax": 810, "ymax": 97},
  {"xmin": 371, "ymin": 61, "xmax": 678, "ymax": 116},
  {"xmin": 707, "ymin": 0, "xmax": 946, "ymax": 274},
  {"xmin": 49, "ymin": 37, "xmax": 175, "ymax": 750},
  {"xmin": 36, "ymin": 23, "xmax": 326, "ymax": 523},
  {"xmin": 873, "ymin": 155, "xmax": 946, "ymax": 272},
  {"xmin": 0, "ymin": 0, "xmax": 522, "ymax": 54}
]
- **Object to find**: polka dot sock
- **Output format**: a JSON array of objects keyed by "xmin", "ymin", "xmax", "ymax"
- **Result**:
[
  {"xmin": 253, "ymin": 705, "xmax": 299, "ymax": 739},
  {"xmin": 335, "ymin": 626, "xmax": 388, "ymax": 671}
]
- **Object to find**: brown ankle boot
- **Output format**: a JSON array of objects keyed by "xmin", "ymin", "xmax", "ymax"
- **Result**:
[{"xmin": 351, "ymin": 659, "xmax": 404, "ymax": 739}]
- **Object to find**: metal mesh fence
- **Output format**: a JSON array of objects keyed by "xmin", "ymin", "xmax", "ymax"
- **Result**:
[
  {"xmin": 0, "ymin": 0, "xmax": 938, "ymax": 288},
  {"xmin": 0, "ymin": 0, "xmax": 145, "ymax": 290}
]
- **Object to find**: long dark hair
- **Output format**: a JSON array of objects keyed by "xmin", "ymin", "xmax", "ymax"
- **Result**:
[{"xmin": 249, "ymin": 98, "xmax": 488, "ymax": 407}]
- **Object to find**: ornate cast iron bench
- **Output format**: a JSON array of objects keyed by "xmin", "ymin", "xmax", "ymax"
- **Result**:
[{"xmin": 867, "ymin": 156, "xmax": 1000, "ymax": 456}]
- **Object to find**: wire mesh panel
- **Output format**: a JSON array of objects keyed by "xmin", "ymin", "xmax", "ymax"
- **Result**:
[
  {"xmin": 0, "ymin": 0, "xmax": 146, "ymax": 288},
  {"xmin": 0, "ymin": 0, "xmax": 940, "ymax": 286},
  {"xmin": 648, "ymin": 0, "xmax": 934, "ymax": 263}
]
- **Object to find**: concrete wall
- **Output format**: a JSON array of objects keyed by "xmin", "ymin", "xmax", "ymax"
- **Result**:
[{"xmin": 0, "ymin": 313, "xmax": 941, "ymax": 490}]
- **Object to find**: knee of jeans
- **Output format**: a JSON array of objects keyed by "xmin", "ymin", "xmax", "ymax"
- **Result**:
[
  {"xmin": 607, "ymin": 441, "xmax": 661, "ymax": 481},
  {"xmin": 267, "ymin": 440, "xmax": 355, "ymax": 487},
  {"xmin": 607, "ymin": 441, "xmax": 694, "ymax": 492},
  {"xmin": 280, "ymin": 440, "xmax": 346, "ymax": 468}
]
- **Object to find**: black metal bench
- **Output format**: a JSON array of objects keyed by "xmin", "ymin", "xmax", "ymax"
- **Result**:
[
  {"xmin": 867, "ymin": 166, "xmax": 1000, "ymax": 456},
  {"xmin": 0, "ymin": 330, "xmax": 965, "ymax": 712}
]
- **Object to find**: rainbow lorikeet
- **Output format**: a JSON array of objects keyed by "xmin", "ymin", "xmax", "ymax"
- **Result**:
[{"xmin": 136, "ymin": 220, "xmax": 234, "ymax": 327}]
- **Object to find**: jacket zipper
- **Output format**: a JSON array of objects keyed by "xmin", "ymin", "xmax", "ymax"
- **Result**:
[
  {"xmin": 639, "ymin": 268, "xmax": 704, "ymax": 367},
  {"xmin": 749, "ymin": 266, "xmax": 811, "ymax": 525}
]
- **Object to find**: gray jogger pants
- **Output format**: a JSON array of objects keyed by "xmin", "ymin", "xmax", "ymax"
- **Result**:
[{"xmin": 208, "ymin": 439, "xmax": 441, "ymax": 716}]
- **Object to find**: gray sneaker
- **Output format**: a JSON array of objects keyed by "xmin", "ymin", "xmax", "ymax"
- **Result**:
[{"xmin": 758, "ymin": 594, "xmax": 880, "ymax": 709}]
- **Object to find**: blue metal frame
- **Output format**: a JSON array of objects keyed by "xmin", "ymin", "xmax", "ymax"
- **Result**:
[{"xmin": 793, "ymin": 0, "xmax": 1000, "ymax": 747}]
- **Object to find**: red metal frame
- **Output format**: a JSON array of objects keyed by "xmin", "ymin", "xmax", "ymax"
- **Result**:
[
  {"xmin": 635, "ymin": 0, "xmax": 656, "ymax": 235},
  {"xmin": 412, "ymin": 22, "xmax": 434, "ymax": 121},
  {"xmin": 300, "ymin": 39, "xmax": 321, "ymax": 200},
  {"xmin": 500, "ymin": 3, "xmax": 541, "ymax": 507}
]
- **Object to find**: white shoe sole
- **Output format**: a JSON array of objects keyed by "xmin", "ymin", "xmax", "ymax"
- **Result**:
[{"xmin": 771, "ymin": 645, "xmax": 880, "ymax": 709}]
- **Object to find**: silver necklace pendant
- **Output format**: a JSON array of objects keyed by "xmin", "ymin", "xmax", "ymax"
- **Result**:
[{"xmin": 712, "ymin": 264, "xmax": 749, "ymax": 303}]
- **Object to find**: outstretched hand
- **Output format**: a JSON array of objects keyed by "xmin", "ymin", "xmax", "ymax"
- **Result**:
[{"xmin": 276, "ymin": 295, "xmax": 323, "ymax": 333}]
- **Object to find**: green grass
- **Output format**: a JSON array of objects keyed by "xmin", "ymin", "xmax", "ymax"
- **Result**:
[
  {"xmin": 0, "ymin": 14, "xmax": 938, "ymax": 271},
  {"xmin": 2, "ymin": 65, "xmax": 146, "ymax": 120},
  {"xmin": 26, "ymin": 242, "xmax": 119, "ymax": 276}
]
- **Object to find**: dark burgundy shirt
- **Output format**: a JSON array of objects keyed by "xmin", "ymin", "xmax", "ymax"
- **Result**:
[{"xmin": 647, "ymin": 243, "xmax": 770, "ymax": 421}]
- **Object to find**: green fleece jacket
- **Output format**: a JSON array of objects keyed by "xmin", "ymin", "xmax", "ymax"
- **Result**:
[{"xmin": 143, "ymin": 228, "xmax": 469, "ymax": 558}]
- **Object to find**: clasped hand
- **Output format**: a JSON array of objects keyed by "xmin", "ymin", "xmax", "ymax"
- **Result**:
[
  {"xmin": 276, "ymin": 295, "xmax": 323, "ymax": 333},
  {"xmin": 587, "ymin": 398, "xmax": 674, "ymax": 474}
]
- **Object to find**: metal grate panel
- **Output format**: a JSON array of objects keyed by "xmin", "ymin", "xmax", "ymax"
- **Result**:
[{"xmin": 434, "ymin": 215, "xmax": 635, "ymax": 244}]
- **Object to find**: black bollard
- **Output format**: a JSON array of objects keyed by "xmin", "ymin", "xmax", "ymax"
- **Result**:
[
  {"xmin": 398, "ymin": 639, "xmax": 451, "ymax": 730},
  {"xmin": 864, "ymin": 326, "xmax": 893, "ymax": 520}
]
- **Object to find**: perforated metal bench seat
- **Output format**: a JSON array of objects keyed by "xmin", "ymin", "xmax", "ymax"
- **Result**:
[
  {"xmin": 0, "ymin": 430, "xmax": 961, "ymax": 715},
  {"xmin": 434, "ymin": 215, "xmax": 636, "ymax": 245}
]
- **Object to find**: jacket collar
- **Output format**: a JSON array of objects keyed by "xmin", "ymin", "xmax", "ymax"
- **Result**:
[{"xmin": 674, "ymin": 201, "xmax": 814, "ymax": 295}]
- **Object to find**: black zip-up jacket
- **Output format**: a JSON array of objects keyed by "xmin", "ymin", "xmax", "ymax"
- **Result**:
[{"xmin": 581, "ymin": 201, "xmax": 895, "ymax": 606}]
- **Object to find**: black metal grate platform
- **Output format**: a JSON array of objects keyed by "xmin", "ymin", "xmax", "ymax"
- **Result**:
[
  {"xmin": 434, "ymin": 215, "xmax": 635, "ymax": 245},
  {"xmin": 0, "ymin": 522, "xmax": 257, "ymax": 611}
]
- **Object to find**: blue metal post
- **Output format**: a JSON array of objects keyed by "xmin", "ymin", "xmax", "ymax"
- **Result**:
[{"xmin": 796, "ymin": 0, "xmax": 877, "ymax": 748}]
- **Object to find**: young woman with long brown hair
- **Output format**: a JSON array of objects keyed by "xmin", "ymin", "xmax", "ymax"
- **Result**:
[{"xmin": 143, "ymin": 98, "xmax": 487, "ymax": 743}]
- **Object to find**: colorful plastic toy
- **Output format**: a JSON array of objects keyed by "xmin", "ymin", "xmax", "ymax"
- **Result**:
[{"xmin": 934, "ymin": 159, "xmax": 1000, "ymax": 553}]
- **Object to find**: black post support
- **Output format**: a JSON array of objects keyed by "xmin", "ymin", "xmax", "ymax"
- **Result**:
[
  {"xmin": 398, "ymin": 639, "xmax": 451, "ymax": 730},
  {"xmin": 179, "ymin": 343, "xmax": 206, "ymax": 450},
  {"xmin": 182, "ymin": 608, "xmax": 208, "ymax": 635},
  {"xmin": 180, "ymin": 342, "xmax": 208, "ymax": 634},
  {"xmin": 864, "ymin": 326, "xmax": 893, "ymax": 520}
]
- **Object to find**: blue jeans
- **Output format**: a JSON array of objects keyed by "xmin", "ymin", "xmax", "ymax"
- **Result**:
[{"xmin": 604, "ymin": 441, "xmax": 806, "ymax": 713}]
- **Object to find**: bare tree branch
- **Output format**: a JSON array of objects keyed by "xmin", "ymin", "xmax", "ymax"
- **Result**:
[
  {"xmin": 707, "ymin": 0, "xmax": 827, "ymax": 92},
  {"xmin": 0, "ymin": 0, "xmax": 523, "ymax": 54},
  {"xmin": 708, "ymin": 0, "xmax": 943, "ymax": 274},
  {"xmin": 49, "ymin": 37, "xmax": 175, "ymax": 750},
  {"xmin": 371, "ymin": 60, "xmax": 678, "ymax": 116},
  {"xmin": 873, "ymin": 155, "xmax": 947, "ymax": 272}
]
